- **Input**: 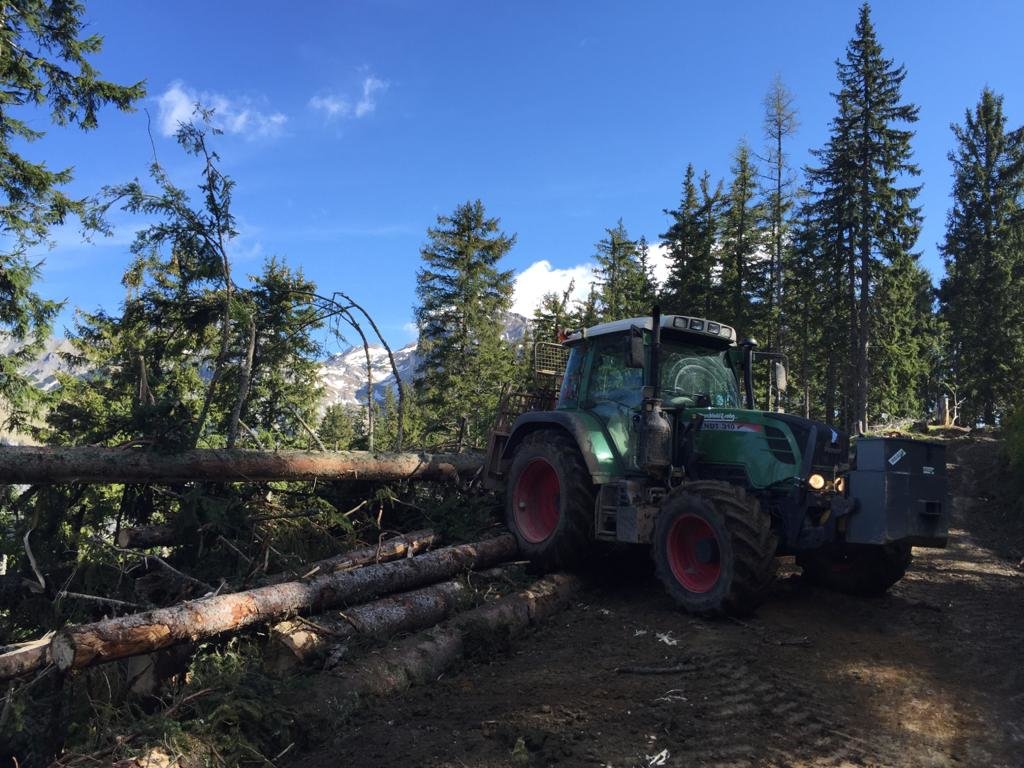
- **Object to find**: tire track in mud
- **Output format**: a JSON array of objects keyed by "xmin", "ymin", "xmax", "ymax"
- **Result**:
[{"xmin": 647, "ymin": 649, "xmax": 905, "ymax": 768}]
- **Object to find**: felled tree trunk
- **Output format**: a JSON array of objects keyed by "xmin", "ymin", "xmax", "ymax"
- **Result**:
[
  {"xmin": 270, "ymin": 578, "xmax": 467, "ymax": 669},
  {"xmin": 0, "ymin": 446, "xmax": 484, "ymax": 485},
  {"xmin": 256, "ymin": 529, "xmax": 441, "ymax": 586},
  {"xmin": 0, "ymin": 635, "xmax": 52, "ymax": 680},
  {"xmin": 321, "ymin": 573, "xmax": 579, "ymax": 705},
  {"xmin": 51, "ymin": 535, "xmax": 517, "ymax": 671}
]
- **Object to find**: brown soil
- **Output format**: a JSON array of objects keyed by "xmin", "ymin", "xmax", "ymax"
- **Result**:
[{"xmin": 292, "ymin": 438, "xmax": 1024, "ymax": 768}]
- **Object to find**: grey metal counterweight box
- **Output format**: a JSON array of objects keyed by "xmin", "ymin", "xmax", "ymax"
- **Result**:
[{"xmin": 844, "ymin": 438, "xmax": 950, "ymax": 547}]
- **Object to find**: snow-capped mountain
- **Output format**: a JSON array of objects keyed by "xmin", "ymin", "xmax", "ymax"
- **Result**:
[
  {"xmin": 0, "ymin": 335, "xmax": 76, "ymax": 392},
  {"xmin": 319, "ymin": 311, "xmax": 530, "ymax": 408}
]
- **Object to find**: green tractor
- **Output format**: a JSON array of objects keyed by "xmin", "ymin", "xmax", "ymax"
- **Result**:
[{"xmin": 485, "ymin": 307, "xmax": 950, "ymax": 615}]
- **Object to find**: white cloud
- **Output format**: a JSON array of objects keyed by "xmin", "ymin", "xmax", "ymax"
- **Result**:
[
  {"xmin": 647, "ymin": 241, "xmax": 671, "ymax": 286},
  {"xmin": 512, "ymin": 260, "xmax": 596, "ymax": 318},
  {"xmin": 156, "ymin": 81, "xmax": 287, "ymax": 140},
  {"xmin": 355, "ymin": 76, "xmax": 388, "ymax": 117},
  {"xmin": 308, "ymin": 94, "xmax": 351, "ymax": 118},
  {"xmin": 310, "ymin": 75, "xmax": 389, "ymax": 121},
  {"xmin": 511, "ymin": 242, "xmax": 671, "ymax": 319}
]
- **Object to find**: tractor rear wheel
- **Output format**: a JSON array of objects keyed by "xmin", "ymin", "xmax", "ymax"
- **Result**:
[
  {"xmin": 505, "ymin": 430, "xmax": 594, "ymax": 568},
  {"xmin": 652, "ymin": 481, "xmax": 777, "ymax": 616},
  {"xmin": 797, "ymin": 542, "xmax": 912, "ymax": 596}
]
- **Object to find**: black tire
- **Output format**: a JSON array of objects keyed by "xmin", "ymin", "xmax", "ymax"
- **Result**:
[
  {"xmin": 505, "ymin": 429, "xmax": 595, "ymax": 568},
  {"xmin": 797, "ymin": 542, "xmax": 912, "ymax": 596},
  {"xmin": 652, "ymin": 480, "xmax": 777, "ymax": 616}
]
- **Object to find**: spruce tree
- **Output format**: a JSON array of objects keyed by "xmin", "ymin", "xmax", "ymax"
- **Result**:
[
  {"xmin": 939, "ymin": 88, "xmax": 1024, "ymax": 424},
  {"xmin": 719, "ymin": 140, "xmax": 767, "ymax": 337},
  {"xmin": 660, "ymin": 166, "xmax": 723, "ymax": 318},
  {"xmin": 414, "ymin": 200, "xmax": 516, "ymax": 446},
  {"xmin": 593, "ymin": 219, "xmax": 655, "ymax": 319},
  {"xmin": 804, "ymin": 3, "xmax": 923, "ymax": 432},
  {"xmin": 0, "ymin": 0, "xmax": 144, "ymax": 427}
]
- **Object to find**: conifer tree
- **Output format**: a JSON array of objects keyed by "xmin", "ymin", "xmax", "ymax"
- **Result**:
[
  {"xmin": 660, "ymin": 167, "xmax": 723, "ymax": 318},
  {"xmin": 939, "ymin": 88, "xmax": 1024, "ymax": 424},
  {"xmin": 719, "ymin": 141, "xmax": 767, "ymax": 337},
  {"xmin": 532, "ymin": 280, "xmax": 575, "ymax": 343},
  {"xmin": 414, "ymin": 200, "xmax": 515, "ymax": 446},
  {"xmin": 0, "ymin": 0, "xmax": 144, "ymax": 427},
  {"xmin": 803, "ymin": 3, "xmax": 923, "ymax": 432},
  {"xmin": 593, "ymin": 219, "xmax": 655, "ymax": 319},
  {"xmin": 760, "ymin": 76, "xmax": 799, "ymax": 353}
]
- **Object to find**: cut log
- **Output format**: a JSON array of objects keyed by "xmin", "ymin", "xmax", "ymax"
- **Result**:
[
  {"xmin": 0, "ymin": 446, "xmax": 483, "ymax": 485},
  {"xmin": 256, "ymin": 529, "xmax": 441, "ymax": 586},
  {"xmin": 51, "ymin": 535, "xmax": 517, "ymax": 671},
  {"xmin": 0, "ymin": 635, "xmax": 52, "ymax": 680},
  {"xmin": 313, "ymin": 573, "xmax": 579, "ymax": 708},
  {"xmin": 270, "ymin": 578, "xmax": 468, "ymax": 669}
]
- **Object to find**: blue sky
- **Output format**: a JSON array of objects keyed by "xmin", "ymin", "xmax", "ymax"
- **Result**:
[{"xmin": 29, "ymin": 0, "xmax": 1024, "ymax": 352}]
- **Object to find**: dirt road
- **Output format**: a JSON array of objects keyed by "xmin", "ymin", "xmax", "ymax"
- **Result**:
[{"xmin": 296, "ymin": 448, "xmax": 1024, "ymax": 767}]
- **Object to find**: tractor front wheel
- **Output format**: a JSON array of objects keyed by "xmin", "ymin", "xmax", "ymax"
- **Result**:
[
  {"xmin": 797, "ymin": 542, "xmax": 912, "ymax": 596},
  {"xmin": 652, "ymin": 481, "xmax": 777, "ymax": 616},
  {"xmin": 505, "ymin": 430, "xmax": 594, "ymax": 568}
]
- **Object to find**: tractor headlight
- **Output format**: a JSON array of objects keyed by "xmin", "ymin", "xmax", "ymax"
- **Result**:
[
  {"xmin": 835, "ymin": 476, "xmax": 845, "ymax": 494},
  {"xmin": 808, "ymin": 473, "xmax": 825, "ymax": 490}
]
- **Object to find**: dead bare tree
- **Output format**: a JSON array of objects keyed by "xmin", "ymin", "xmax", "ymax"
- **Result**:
[{"xmin": 291, "ymin": 290, "xmax": 408, "ymax": 451}]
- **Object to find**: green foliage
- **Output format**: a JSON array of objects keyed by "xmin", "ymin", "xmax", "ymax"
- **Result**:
[
  {"xmin": 718, "ymin": 141, "xmax": 767, "ymax": 338},
  {"xmin": 0, "ymin": 0, "xmax": 144, "ymax": 428},
  {"xmin": 939, "ymin": 88, "xmax": 1024, "ymax": 425},
  {"xmin": 592, "ymin": 220, "xmax": 657, "ymax": 320},
  {"xmin": 414, "ymin": 199, "xmax": 516, "ymax": 447},
  {"xmin": 660, "ymin": 165, "xmax": 722, "ymax": 318},
  {"xmin": 798, "ymin": 2, "xmax": 923, "ymax": 431}
]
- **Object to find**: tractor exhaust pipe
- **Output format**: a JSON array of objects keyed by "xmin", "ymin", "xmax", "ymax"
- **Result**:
[{"xmin": 638, "ymin": 305, "xmax": 672, "ymax": 474}]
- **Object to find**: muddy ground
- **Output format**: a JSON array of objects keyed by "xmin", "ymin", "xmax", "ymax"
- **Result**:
[{"xmin": 294, "ymin": 438, "xmax": 1024, "ymax": 768}]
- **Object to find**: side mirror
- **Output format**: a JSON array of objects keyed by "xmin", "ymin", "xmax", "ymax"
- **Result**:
[
  {"xmin": 625, "ymin": 326, "xmax": 645, "ymax": 368},
  {"xmin": 774, "ymin": 361, "xmax": 788, "ymax": 394}
]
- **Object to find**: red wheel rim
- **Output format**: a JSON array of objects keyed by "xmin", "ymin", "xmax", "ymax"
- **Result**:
[
  {"xmin": 512, "ymin": 458, "xmax": 560, "ymax": 543},
  {"xmin": 666, "ymin": 513, "xmax": 721, "ymax": 593}
]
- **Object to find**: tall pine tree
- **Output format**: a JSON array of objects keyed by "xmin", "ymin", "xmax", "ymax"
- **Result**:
[
  {"xmin": 593, "ymin": 219, "xmax": 656, "ymax": 320},
  {"xmin": 660, "ymin": 166, "xmax": 723, "ymax": 318},
  {"xmin": 414, "ymin": 200, "xmax": 516, "ymax": 446},
  {"xmin": 760, "ymin": 76, "xmax": 799, "ymax": 355},
  {"xmin": 804, "ymin": 3, "xmax": 923, "ymax": 432},
  {"xmin": 939, "ymin": 88, "xmax": 1024, "ymax": 424},
  {"xmin": 719, "ymin": 140, "xmax": 767, "ymax": 337}
]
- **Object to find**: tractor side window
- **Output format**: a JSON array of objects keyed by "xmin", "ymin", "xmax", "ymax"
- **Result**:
[
  {"xmin": 557, "ymin": 347, "xmax": 584, "ymax": 408},
  {"xmin": 585, "ymin": 337, "xmax": 643, "ymax": 409}
]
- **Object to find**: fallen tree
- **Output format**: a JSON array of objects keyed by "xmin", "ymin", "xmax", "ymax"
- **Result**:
[
  {"xmin": 50, "ymin": 535, "xmax": 517, "ymax": 671},
  {"xmin": 270, "ymin": 578, "xmax": 468, "ymax": 668},
  {"xmin": 256, "ymin": 529, "xmax": 441, "ymax": 586},
  {"xmin": 0, "ymin": 446, "xmax": 484, "ymax": 485},
  {"xmin": 0, "ymin": 635, "xmax": 53, "ymax": 680},
  {"xmin": 299, "ymin": 573, "xmax": 579, "ymax": 711}
]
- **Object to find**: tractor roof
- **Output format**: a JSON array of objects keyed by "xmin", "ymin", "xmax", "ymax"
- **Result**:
[{"xmin": 563, "ymin": 314, "xmax": 738, "ymax": 346}]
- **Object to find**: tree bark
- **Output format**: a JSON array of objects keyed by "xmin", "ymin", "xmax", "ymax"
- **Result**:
[
  {"xmin": 329, "ymin": 573, "xmax": 579, "ymax": 700},
  {"xmin": 51, "ymin": 535, "xmax": 516, "ymax": 671},
  {"xmin": 269, "ymin": 578, "xmax": 467, "ymax": 668},
  {"xmin": 0, "ymin": 447, "xmax": 484, "ymax": 485},
  {"xmin": 0, "ymin": 635, "xmax": 52, "ymax": 681},
  {"xmin": 255, "ymin": 529, "xmax": 440, "ymax": 585}
]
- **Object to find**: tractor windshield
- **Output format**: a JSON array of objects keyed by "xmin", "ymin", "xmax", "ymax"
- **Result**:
[{"xmin": 660, "ymin": 342, "xmax": 741, "ymax": 408}]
